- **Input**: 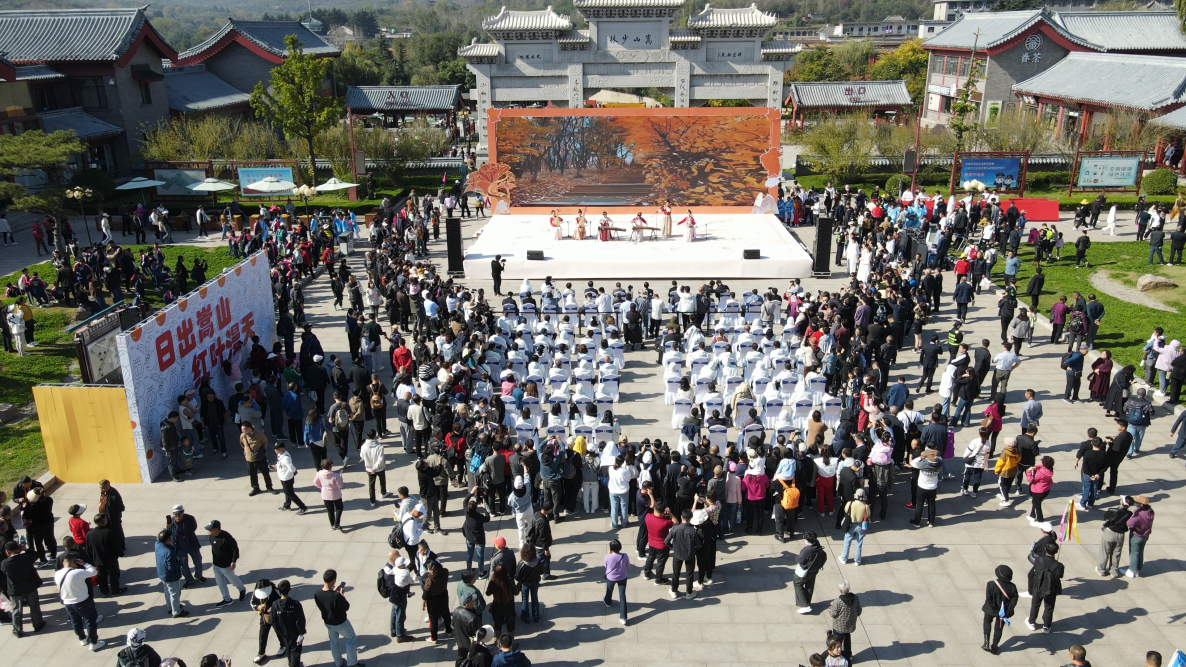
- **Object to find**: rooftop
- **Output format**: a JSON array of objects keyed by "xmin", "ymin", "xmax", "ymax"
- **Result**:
[
  {"xmin": 39, "ymin": 106, "xmax": 124, "ymax": 141},
  {"xmin": 458, "ymin": 39, "xmax": 501, "ymax": 58},
  {"xmin": 483, "ymin": 6, "xmax": 574, "ymax": 32},
  {"xmin": 163, "ymin": 66, "xmax": 251, "ymax": 112},
  {"xmin": 1013, "ymin": 51, "xmax": 1186, "ymax": 110},
  {"xmin": 787, "ymin": 80, "xmax": 913, "ymax": 108},
  {"xmin": 177, "ymin": 19, "xmax": 339, "ymax": 63},
  {"xmin": 345, "ymin": 85, "xmax": 463, "ymax": 112},
  {"xmin": 922, "ymin": 9, "xmax": 1101, "ymax": 52},
  {"xmin": 687, "ymin": 3, "xmax": 778, "ymax": 30},
  {"xmin": 14, "ymin": 64, "xmax": 65, "ymax": 81},
  {"xmin": 1051, "ymin": 11, "xmax": 1186, "ymax": 52},
  {"xmin": 0, "ymin": 7, "xmax": 177, "ymax": 63},
  {"xmin": 573, "ymin": 0, "xmax": 685, "ymax": 6}
]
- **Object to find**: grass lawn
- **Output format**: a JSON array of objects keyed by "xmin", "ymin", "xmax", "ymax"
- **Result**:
[
  {"xmin": 0, "ymin": 419, "xmax": 47, "ymax": 491},
  {"xmin": 998, "ymin": 241, "xmax": 1183, "ymax": 368}
]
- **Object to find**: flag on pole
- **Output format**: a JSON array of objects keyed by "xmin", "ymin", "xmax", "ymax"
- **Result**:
[
  {"xmin": 442, "ymin": 171, "xmax": 447, "ymax": 184},
  {"xmin": 1060, "ymin": 499, "xmax": 1080, "ymax": 543}
]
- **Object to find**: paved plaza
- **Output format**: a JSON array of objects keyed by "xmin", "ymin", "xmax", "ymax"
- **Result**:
[{"xmin": 3, "ymin": 211, "xmax": 1184, "ymax": 667}]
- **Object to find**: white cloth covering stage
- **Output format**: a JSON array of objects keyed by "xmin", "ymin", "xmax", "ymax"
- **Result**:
[{"xmin": 463, "ymin": 213, "xmax": 813, "ymax": 280}]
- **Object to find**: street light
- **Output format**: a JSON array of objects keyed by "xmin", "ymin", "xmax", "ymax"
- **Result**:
[
  {"xmin": 294, "ymin": 184, "xmax": 317, "ymax": 218},
  {"xmin": 65, "ymin": 186, "xmax": 95, "ymax": 245}
]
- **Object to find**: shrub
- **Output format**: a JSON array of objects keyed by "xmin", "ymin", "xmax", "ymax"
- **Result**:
[
  {"xmin": 1142, "ymin": 168, "xmax": 1178, "ymax": 196},
  {"xmin": 885, "ymin": 174, "xmax": 911, "ymax": 194}
]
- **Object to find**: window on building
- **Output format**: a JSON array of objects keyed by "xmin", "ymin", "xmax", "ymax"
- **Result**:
[
  {"xmin": 958, "ymin": 58, "xmax": 971, "ymax": 77},
  {"xmin": 32, "ymin": 86, "xmax": 59, "ymax": 112},
  {"xmin": 931, "ymin": 56, "xmax": 945, "ymax": 74},
  {"xmin": 941, "ymin": 96, "xmax": 954, "ymax": 114},
  {"xmin": 70, "ymin": 76, "xmax": 108, "ymax": 109},
  {"xmin": 139, "ymin": 79, "xmax": 152, "ymax": 105},
  {"xmin": 945, "ymin": 57, "xmax": 959, "ymax": 76}
]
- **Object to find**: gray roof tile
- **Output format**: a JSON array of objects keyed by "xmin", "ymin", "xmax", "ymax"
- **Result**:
[
  {"xmin": 345, "ymin": 85, "xmax": 462, "ymax": 112},
  {"xmin": 163, "ymin": 67, "xmax": 251, "ymax": 112},
  {"xmin": 1151, "ymin": 104, "xmax": 1186, "ymax": 129},
  {"xmin": 0, "ymin": 7, "xmax": 174, "ymax": 63},
  {"xmin": 788, "ymin": 80, "xmax": 913, "ymax": 108},
  {"xmin": 483, "ymin": 7, "xmax": 574, "ymax": 32},
  {"xmin": 14, "ymin": 64, "xmax": 65, "ymax": 80},
  {"xmin": 687, "ymin": 3, "xmax": 778, "ymax": 30},
  {"xmin": 178, "ymin": 19, "xmax": 339, "ymax": 61},
  {"xmin": 923, "ymin": 9, "xmax": 1101, "ymax": 51},
  {"xmin": 39, "ymin": 107, "xmax": 123, "ymax": 141},
  {"xmin": 1012, "ymin": 52, "xmax": 1186, "ymax": 110},
  {"xmin": 574, "ymin": 0, "xmax": 685, "ymax": 6},
  {"xmin": 1051, "ymin": 11, "xmax": 1186, "ymax": 52}
]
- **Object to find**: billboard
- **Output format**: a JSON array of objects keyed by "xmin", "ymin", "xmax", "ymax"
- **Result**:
[
  {"xmin": 959, "ymin": 158, "xmax": 1021, "ymax": 190},
  {"xmin": 116, "ymin": 253, "xmax": 275, "ymax": 482},
  {"xmin": 154, "ymin": 168, "xmax": 207, "ymax": 197},
  {"xmin": 1076, "ymin": 157, "xmax": 1140, "ymax": 187},
  {"xmin": 488, "ymin": 107, "xmax": 781, "ymax": 208},
  {"xmin": 239, "ymin": 166, "xmax": 295, "ymax": 196}
]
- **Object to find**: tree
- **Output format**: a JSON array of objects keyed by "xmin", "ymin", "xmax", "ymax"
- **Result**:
[
  {"xmin": 799, "ymin": 113, "xmax": 878, "ymax": 184},
  {"xmin": 250, "ymin": 35, "xmax": 343, "ymax": 182},
  {"xmin": 870, "ymin": 39, "xmax": 929, "ymax": 104},
  {"xmin": 333, "ymin": 42, "xmax": 383, "ymax": 95},
  {"xmin": 787, "ymin": 46, "xmax": 848, "ymax": 83},
  {"xmin": 0, "ymin": 130, "xmax": 87, "ymax": 220},
  {"xmin": 438, "ymin": 57, "xmax": 476, "ymax": 91},
  {"xmin": 994, "ymin": 0, "xmax": 1041, "ymax": 10},
  {"xmin": 350, "ymin": 9, "xmax": 379, "ymax": 37},
  {"xmin": 834, "ymin": 40, "xmax": 877, "ymax": 78}
]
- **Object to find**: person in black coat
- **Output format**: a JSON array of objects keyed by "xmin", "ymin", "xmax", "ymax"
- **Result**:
[
  {"xmin": 85, "ymin": 513, "xmax": 126, "ymax": 596},
  {"xmin": 982, "ymin": 564, "xmax": 1018, "ymax": 654},
  {"xmin": 269, "ymin": 580, "xmax": 306, "ymax": 667},
  {"xmin": 793, "ymin": 531, "xmax": 827, "ymax": 612},
  {"xmin": 1, "ymin": 541, "xmax": 44, "ymax": 635},
  {"xmin": 1026, "ymin": 541, "xmax": 1065, "ymax": 632}
]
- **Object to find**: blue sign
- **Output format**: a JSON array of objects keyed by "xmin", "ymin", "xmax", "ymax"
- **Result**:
[
  {"xmin": 959, "ymin": 158, "xmax": 1021, "ymax": 190},
  {"xmin": 239, "ymin": 167, "xmax": 295, "ymax": 196}
]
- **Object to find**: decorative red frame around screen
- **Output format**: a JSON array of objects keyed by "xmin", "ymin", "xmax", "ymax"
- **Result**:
[{"xmin": 486, "ymin": 106, "xmax": 783, "ymax": 213}]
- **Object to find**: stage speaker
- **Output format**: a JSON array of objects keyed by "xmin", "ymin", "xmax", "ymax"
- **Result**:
[
  {"xmin": 527, "ymin": 250, "xmax": 544, "ymax": 261},
  {"xmin": 743, "ymin": 249, "xmax": 760, "ymax": 259},
  {"xmin": 445, "ymin": 217, "xmax": 464, "ymax": 275},
  {"xmin": 812, "ymin": 216, "xmax": 832, "ymax": 277}
]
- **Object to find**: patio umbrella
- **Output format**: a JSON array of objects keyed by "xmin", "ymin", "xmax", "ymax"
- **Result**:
[
  {"xmin": 187, "ymin": 178, "xmax": 236, "ymax": 206},
  {"xmin": 115, "ymin": 176, "xmax": 167, "ymax": 204},
  {"xmin": 244, "ymin": 176, "xmax": 296, "ymax": 193},
  {"xmin": 315, "ymin": 177, "xmax": 359, "ymax": 192}
]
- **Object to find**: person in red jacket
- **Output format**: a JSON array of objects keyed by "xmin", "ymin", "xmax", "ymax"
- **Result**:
[{"xmin": 67, "ymin": 503, "xmax": 90, "ymax": 547}]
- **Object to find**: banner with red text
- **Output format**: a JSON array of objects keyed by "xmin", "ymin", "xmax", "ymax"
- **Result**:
[{"xmin": 116, "ymin": 252, "xmax": 274, "ymax": 482}]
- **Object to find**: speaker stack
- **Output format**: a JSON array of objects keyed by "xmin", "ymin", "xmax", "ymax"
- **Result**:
[
  {"xmin": 445, "ymin": 217, "xmax": 464, "ymax": 276},
  {"xmin": 812, "ymin": 216, "xmax": 832, "ymax": 277}
]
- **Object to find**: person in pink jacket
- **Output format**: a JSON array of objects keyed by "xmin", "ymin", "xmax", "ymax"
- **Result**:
[
  {"xmin": 313, "ymin": 459, "xmax": 345, "ymax": 531},
  {"xmin": 1025, "ymin": 456, "xmax": 1055, "ymax": 523},
  {"xmin": 741, "ymin": 465, "xmax": 769, "ymax": 536}
]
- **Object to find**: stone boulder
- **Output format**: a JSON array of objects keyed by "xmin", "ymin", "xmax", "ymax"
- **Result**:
[{"xmin": 1136, "ymin": 274, "xmax": 1178, "ymax": 292}]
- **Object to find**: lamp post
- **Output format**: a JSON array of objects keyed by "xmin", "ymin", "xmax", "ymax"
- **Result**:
[
  {"xmin": 295, "ymin": 184, "xmax": 317, "ymax": 218},
  {"xmin": 65, "ymin": 186, "xmax": 94, "ymax": 245}
]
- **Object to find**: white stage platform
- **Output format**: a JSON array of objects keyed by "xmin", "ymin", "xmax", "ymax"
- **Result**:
[{"xmin": 463, "ymin": 213, "xmax": 813, "ymax": 280}]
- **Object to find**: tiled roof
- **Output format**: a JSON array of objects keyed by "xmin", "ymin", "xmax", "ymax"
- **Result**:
[
  {"xmin": 0, "ymin": 7, "xmax": 176, "ymax": 63},
  {"xmin": 1013, "ymin": 52, "xmax": 1186, "ymax": 110},
  {"xmin": 39, "ymin": 107, "xmax": 124, "ymax": 141},
  {"xmin": 788, "ymin": 80, "xmax": 913, "ymax": 108},
  {"xmin": 557, "ymin": 30, "xmax": 590, "ymax": 44},
  {"xmin": 163, "ymin": 67, "xmax": 251, "ymax": 112},
  {"xmin": 669, "ymin": 29, "xmax": 701, "ymax": 42},
  {"xmin": 345, "ymin": 85, "xmax": 462, "ymax": 112},
  {"xmin": 761, "ymin": 40, "xmax": 801, "ymax": 54},
  {"xmin": 922, "ymin": 9, "xmax": 1101, "ymax": 51},
  {"xmin": 1151, "ymin": 104, "xmax": 1186, "ymax": 129},
  {"xmin": 458, "ymin": 39, "xmax": 501, "ymax": 57},
  {"xmin": 14, "ymin": 64, "xmax": 65, "ymax": 80},
  {"xmin": 1051, "ymin": 11, "xmax": 1186, "ymax": 52},
  {"xmin": 573, "ymin": 0, "xmax": 685, "ymax": 6},
  {"xmin": 483, "ymin": 6, "xmax": 574, "ymax": 32},
  {"xmin": 687, "ymin": 3, "xmax": 778, "ymax": 30},
  {"xmin": 178, "ymin": 19, "xmax": 339, "ymax": 61}
]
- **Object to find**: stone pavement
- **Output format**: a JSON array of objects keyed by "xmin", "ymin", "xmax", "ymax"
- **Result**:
[{"xmin": 4, "ymin": 212, "xmax": 1184, "ymax": 667}]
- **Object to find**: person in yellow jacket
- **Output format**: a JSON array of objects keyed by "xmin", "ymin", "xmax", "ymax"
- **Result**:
[{"xmin": 994, "ymin": 437, "xmax": 1022, "ymax": 507}]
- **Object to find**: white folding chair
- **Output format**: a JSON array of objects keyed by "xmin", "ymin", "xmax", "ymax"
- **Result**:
[
  {"xmin": 762, "ymin": 398, "xmax": 784, "ymax": 429},
  {"xmin": 573, "ymin": 396, "xmax": 592, "ymax": 414},
  {"xmin": 593, "ymin": 424, "xmax": 615, "ymax": 447},
  {"xmin": 595, "ymin": 397, "xmax": 614, "ymax": 416},
  {"xmin": 548, "ymin": 392, "xmax": 568, "ymax": 409},
  {"xmin": 703, "ymin": 398, "xmax": 725, "ymax": 420},
  {"xmin": 472, "ymin": 380, "xmax": 493, "ymax": 401},
  {"xmin": 546, "ymin": 424, "xmax": 566, "ymax": 441},
  {"xmin": 574, "ymin": 371, "xmax": 594, "ymax": 397},
  {"xmin": 712, "ymin": 341, "xmax": 730, "ymax": 360},
  {"xmin": 690, "ymin": 357, "xmax": 708, "ymax": 379},
  {"xmin": 547, "ymin": 369, "xmax": 569, "ymax": 392},
  {"xmin": 791, "ymin": 399, "xmax": 814, "ymax": 431},
  {"xmin": 609, "ymin": 340, "xmax": 625, "ymax": 368},
  {"xmin": 510, "ymin": 358, "xmax": 527, "ymax": 379},
  {"xmin": 723, "ymin": 376, "xmax": 743, "ymax": 402},
  {"xmin": 525, "ymin": 374, "xmax": 544, "ymax": 398},
  {"xmin": 822, "ymin": 396, "xmax": 843, "ymax": 429},
  {"xmin": 808, "ymin": 376, "xmax": 828, "ymax": 405},
  {"xmin": 664, "ymin": 377, "xmax": 681, "ymax": 406},
  {"xmin": 775, "ymin": 425, "xmax": 796, "ymax": 442},
  {"xmin": 738, "ymin": 423, "xmax": 764, "ymax": 448},
  {"xmin": 672, "ymin": 398, "xmax": 692, "ymax": 430},
  {"xmin": 694, "ymin": 377, "xmax": 711, "ymax": 404},
  {"xmin": 707, "ymin": 425, "xmax": 729, "ymax": 449},
  {"xmin": 573, "ymin": 424, "xmax": 593, "ymax": 444},
  {"xmin": 521, "ymin": 303, "xmax": 538, "ymax": 327},
  {"xmin": 557, "ymin": 356, "xmax": 572, "ymax": 372},
  {"xmin": 734, "ymin": 398, "xmax": 755, "ymax": 426},
  {"xmin": 601, "ymin": 376, "xmax": 620, "ymax": 402},
  {"xmin": 752, "ymin": 377, "xmax": 770, "ymax": 397},
  {"xmin": 515, "ymin": 424, "xmax": 536, "ymax": 445},
  {"xmin": 744, "ymin": 356, "xmax": 759, "ymax": 381},
  {"xmin": 522, "ymin": 396, "xmax": 542, "ymax": 428}
]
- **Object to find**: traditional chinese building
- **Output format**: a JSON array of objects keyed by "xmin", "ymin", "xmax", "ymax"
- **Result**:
[
  {"xmin": 173, "ymin": 19, "xmax": 339, "ymax": 95},
  {"xmin": 785, "ymin": 80, "xmax": 914, "ymax": 126},
  {"xmin": 457, "ymin": 1, "xmax": 797, "ymax": 148}
]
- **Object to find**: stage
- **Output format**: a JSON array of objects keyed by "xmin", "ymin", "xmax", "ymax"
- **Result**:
[{"xmin": 462, "ymin": 213, "xmax": 814, "ymax": 280}]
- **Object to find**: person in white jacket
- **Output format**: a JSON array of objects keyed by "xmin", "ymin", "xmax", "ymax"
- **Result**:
[
  {"xmin": 54, "ymin": 555, "xmax": 104, "ymax": 650},
  {"xmin": 271, "ymin": 442, "xmax": 308, "ymax": 514},
  {"xmin": 360, "ymin": 430, "xmax": 388, "ymax": 508}
]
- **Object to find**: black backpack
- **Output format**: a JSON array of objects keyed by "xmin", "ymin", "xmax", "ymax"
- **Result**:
[
  {"xmin": 1059, "ymin": 352, "xmax": 1073, "ymax": 370},
  {"xmin": 117, "ymin": 648, "xmax": 153, "ymax": 667},
  {"xmin": 1126, "ymin": 402, "xmax": 1150, "ymax": 427},
  {"xmin": 388, "ymin": 519, "xmax": 409, "ymax": 550},
  {"xmin": 376, "ymin": 568, "xmax": 392, "ymax": 599}
]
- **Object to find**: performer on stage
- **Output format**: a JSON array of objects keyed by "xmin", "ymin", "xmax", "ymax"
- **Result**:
[
  {"xmin": 659, "ymin": 201, "xmax": 673, "ymax": 237},
  {"xmin": 574, "ymin": 209, "xmax": 588, "ymax": 240},
  {"xmin": 549, "ymin": 210, "xmax": 564, "ymax": 240},
  {"xmin": 630, "ymin": 212, "xmax": 647, "ymax": 242},
  {"xmin": 678, "ymin": 210, "xmax": 696, "ymax": 242},
  {"xmin": 598, "ymin": 211, "xmax": 613, "ymax": 242}
]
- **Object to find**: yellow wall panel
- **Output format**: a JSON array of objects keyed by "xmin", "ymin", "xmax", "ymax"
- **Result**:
[{"xmin": 33, "ymin": 385, "xmax": 142, "ymax": 484}]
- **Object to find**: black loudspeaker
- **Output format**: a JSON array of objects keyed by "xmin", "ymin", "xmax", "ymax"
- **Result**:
[
  {"xmin": 526, "ymin": 250, "xmax": 544, "ymax": 261},
  {"xmin": 743, "ymin": 249, "xmax": 759, "ymax": 260},
  {"xmin": 812, "ymin": 216, "xmax": 832, "ymax": 277},
  {"xmin": 445, "ymin": 217, "xmax": 464, "ymax": 275}
]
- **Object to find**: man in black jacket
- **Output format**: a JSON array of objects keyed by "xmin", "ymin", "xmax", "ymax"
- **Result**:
[
  {"xmin": 1023, "ymin": 268, "xmax": 1045, "ymax": 313},
  {"xmin": 1026, "ymin": 542, "xmax": 1065, "ymax": 632},
  {"xmin": 270, "ymin": 580, "xmax": 307, "ymax": 667},
  {"xmin": 202, "ymin": 389, "xmax": 229, "ymax": 458},
  {"xmin": 98, "ymin": 479, "xmax": 126, "ymax": 551},
  {"xmin": 835, "ymin": 458, "xmax": 862, "ymax": 529},
  {"xmin": 1097, "ymin": 496, "xmax": 1133, "ymax": 577},
  {"xmin": 22, "ymin": 488, "xmax": 55, "ymax": 566},
  {"xmin": 1, "ymin": 540, "xmax": 45, "ymax": 636},
  {"xmin": 452, "ymin": 591, "xmax": 482, "ymax": 663},
  {"xmin": 918, "ymin": 335, "xmax": 941, "ymax": 393},
  {"xmin": 160, "ymin": 412, "xmax": 183, "ymax": 482},
  {"xmin": 206, "ymin": 520, "xmax": 247, "ymax": 607},
  {"xmin": 85, "ymin": 513, "xmax": 127, "ymax": 596},
  {"xmin": 664, "ymin": 510, "xmax": 701, "ymax": 600},
  {"xmin": 303, "ymin": 355, "xmax": 330, "ymax": 413},
  {"xmin": 168, "ymin": 505, "xmax": 205, "ymax": 588},
  {"xmin": 527, "ymin": 504, "xmax": 555, "ymax": 580},
  {"xmin": 1104, "ymin": 420, "xmax": 1132, "ymax": 495}
]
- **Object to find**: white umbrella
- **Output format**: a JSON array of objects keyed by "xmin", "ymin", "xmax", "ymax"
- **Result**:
[
  {"xmin": 115, "ymin": 176, "xmax": 168, "ymax": 204},
  {"xmin": 188, "ymin": 178, "xmax": 237, "ymax": 205},
  {"xmin": 315, "ymin": 177, "xmax": 359, "ymax": 192},
  {"xmin": 244, "ymin": 176, "xmax": 296, "ymax": 193}
]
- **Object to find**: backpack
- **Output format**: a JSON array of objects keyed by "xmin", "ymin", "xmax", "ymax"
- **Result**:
[
  {"xmin": 1059, "ymin": 352, "xmax": 1073, "ymax": 370},
  {"xmin": 117, "ymin": 648, "xmax": 152, "ymax": 667},
  {"xmin": 376, "ymin": 568, "xmax": 392, "ymax": 599},
  {"xmin": 1126, "ymin": 402, "xmax": 1150, "ymax": 427},
  {"xmin": 388, "ymin": 519, "xmax": 409, "ymax": 550},
  {"xmin": 333, "ymin": 406, "xmax": 349, "ymax": 430},
  {"xmin": 370, "ymin": 392, "xmax": 383, "ymax": 410},
  {"xmin": 1066, "ymin": 312, "xmax": 1085, "ymax": 335},
  {"xmin": 468, "ymin": 452, "xmax": 484, "ymax": 474},
  {"xmin": 779, "ymin": 479, "xmax": 800, "ymax": 510}
]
